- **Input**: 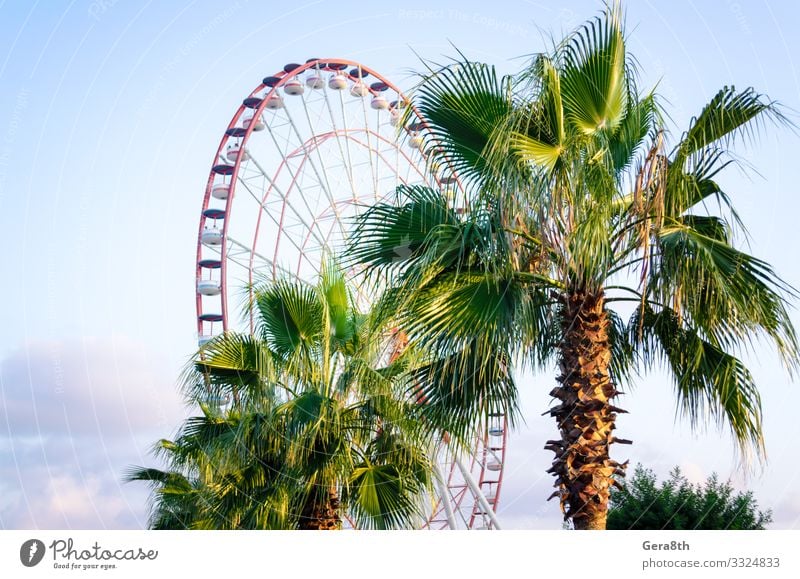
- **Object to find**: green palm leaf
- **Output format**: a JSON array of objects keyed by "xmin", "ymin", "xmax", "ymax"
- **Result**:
[
  {"xmin": 409, "ymin": 338, "xmax": 518, "ymax": 443},
  {"xmin": 509, "ymin": 55, "xmax": 568, "ymax": 172},
  {"xmin": 676, "ymin": 86, "xmax": 785, "ymax": 160},
  {"xmin": 319, "ymin": 257, "xmax": 353, "ymax": 341},
  {"xmin": 608, "ymin": 92, "xmax": 658, "ymax": 173},
  {"xmin": 559, "ymin": 2, "xmax": 628, "ymax": 135},
  {"xmin": 348, "ymin": 185, "xmax": 459, "ymax": 275},
  {"xmin": 653, "ymin": 218, "xmax": 798, "ymax": 363},
  {"xmin": 401, "ymin": 271, "xmax": 520, "ymax": 350},
  {"xmin": 254, "ymin": 280, "xmax": 324, "ymax": 360},
  {"xmin": 631, "ymin": 304, "xmax": 765, "ymax": 456},
  {"xmin": 413, "ymin": 58, "xmax": 514, "ymax": 187},
  {"xmin": 346, "ymin": 463, "xmax": 423, "ymax": 530},
  {"xmin": 188, "ymin": 333, "xmax": 277, "ymax": 403}
]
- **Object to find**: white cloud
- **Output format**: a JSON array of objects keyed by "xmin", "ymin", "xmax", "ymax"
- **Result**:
[
  {"xmin": 0, "ymin": 335, "xmax": 186, "ymax": 437},
  {"xmin": 0, "ymin": 336, "xmax": 188, "ymax": 529},
  {"xmin": 0, "ymin": 461, "xmax": 150, "ymax": 529}
]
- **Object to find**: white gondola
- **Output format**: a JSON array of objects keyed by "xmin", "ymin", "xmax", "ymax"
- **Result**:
[
  {"xmin": 350, "ymin": 82, "xmax": 369, "ymax": 97},
  {"xmin": 197, "ymin": 279, "xmax": 222, "ymax": 296},
  {"xmin": 409, "ymin": 134, "xmax": 424, "ymax": 149},
  {"xmin": 226, "ymin": 143, "xmax": 249, "ymax": 161},
  {"xmin": 306, "ymin": 73, "xmax": 324, "ymax": 89},
  {"xmin": 370, "ymin": 95, "xmax": 388, "ymax": 110},
  {"xmin": 242, "ymin": 111, "xmax": 265, "ymax": 131},
  {"xmin": 211, "ymin": 183, "xmax": 230, "ymax": 200},
  {"xmin": 328, "ymin": 73, "xmax": 348, "ymax": 90},
  {"xmin": 201, "ymin": 227, "xmax": 223, "ymax": 246},
  {"xmin": 488, "ymin": 427, "xmax": 505, "ymax": 437},
  {"xmin": 389, "ymin": 110, "xmax": 401, "ymax": 127},
  {"xmin": 198, "ymin": 335, "xmax": 214, "ymax": 347},
  {"xmin": 265, "ymin": 94, "xmax": 284, "ymax": 109},
  {"xmin": 487, "ymin": 461, "xmax": 502, "ymax": 472},
  {"xmin": 284, "ymin": 78, "xmax": 304, "ymax": 95}
]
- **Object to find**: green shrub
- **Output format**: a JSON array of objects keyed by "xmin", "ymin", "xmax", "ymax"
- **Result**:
[{"xmin": 607, "ymin": 464, "xmax": 772, "ymax": 529}]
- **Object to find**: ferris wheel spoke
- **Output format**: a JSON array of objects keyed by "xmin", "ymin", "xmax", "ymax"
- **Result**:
[
  {"xmin": 226, "ymin": 236, "xmax": 296, "ymax": 280},
  {"xmin": 432, "ymin": 462, "xmax": 460, "ymax": 529},
  {"xmin": 343, "ymin": 132, "xmax": 426, "ymax": 188},
  {"xmin": 200, "ymin": 242, "xmax": 256, "ymax": 288},
  {"xmin": 336, "ymin": 89, "xmax": 360, "ymax": 201},
  {"xmin": 315, "ymin": 82, "xmax": 358, "ymax": 202},
  {"xmin": 237, "ymin": 153, "xmax": 329, "ymax": 253},
  {"xmin": 282, "ymin": 89, "xmax": 347, "ymax": 241},
  {"xmin": 353, "ymin": 72, "xmax": 381, "ymax": 204},
  {"xmin": 253, "ymin": 125, "xmax": 333, "ymax": 250}
]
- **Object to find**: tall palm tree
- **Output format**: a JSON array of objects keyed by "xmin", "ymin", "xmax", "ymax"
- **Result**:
[
  {"xmin": 130, "ymin": 262, "xmax": 432, "ymax": 530},
  {"xmin": 348, "ymin": 3, "xmax": 799, "ymax": 529}
]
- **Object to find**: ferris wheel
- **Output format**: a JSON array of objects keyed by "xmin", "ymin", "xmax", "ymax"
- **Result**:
[{"xmin": 194, "ymin": 58, "xmax": 507, "ymax": 530}]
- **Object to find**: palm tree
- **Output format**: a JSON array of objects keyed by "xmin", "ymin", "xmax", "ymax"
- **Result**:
[
  {"xmin": 348, "ymin": 2, "xmax": 799, "ymax": 529},
  {"xmin": 128, "ymin": 403, "xmax": 298, "ymax": 529},
  {"xmin": 130, "ymin": 262, "xmax": 432, "ymax": 530}
]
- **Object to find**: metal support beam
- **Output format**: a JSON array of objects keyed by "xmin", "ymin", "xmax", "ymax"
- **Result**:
[
  {"xmin": 433, "ymin": 462, "xmax": 458, "ymax": 530},
  {"xmin": 454, "ymin": 455, "xmax": 502, "ymax": 530}
]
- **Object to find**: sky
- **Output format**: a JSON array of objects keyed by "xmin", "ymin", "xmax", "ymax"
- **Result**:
[{"xmin": 1, "ymin": 0, "xmax": 800, "ymax": 529}]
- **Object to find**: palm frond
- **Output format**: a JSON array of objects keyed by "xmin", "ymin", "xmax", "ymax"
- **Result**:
[
  {"xmin": 254, "ymin": 279, "xmax": 324, "ymax": 361},
  {"xmin": 609, "ymin": 92, "xmax": 658, "ymax": 173},
  {"xmin": 607, "ymin": 308, "xmax": 635, "ymax": 384},
  {"xmin": 559, "ymin": 2, "xmax": 628, "ymax": 135},
  {"xmin": 347, "ymin": 185, "xmax": 459, "ymax": 276},
  {"xmin": 319, "ymin": 256, "xmax": 354, "ymax": 341},
  {"xmin": 675, "ymin": 86, "xmax": 786, "ymax": 161},
  {"xmin": 409, "ymin": 338, "xmax": 518, "ymax": 443},
  {"xmin": 345, "ymin": 463, "xmax": 426, "ymax": 530},
  {"xmin": 401, "ymin": 271, "xmax": 520, "ymax": 350},
  {"xmin": 631, "ymin": 304, "xmax": 765, "ymax": 458},
  {"xmin": 652, "ymin": 218, "xmax": 799, "ymax": 367},
  {"xmin": 124, "ymin": 466, "xmax": 193, "ymax": 490},
  {"xmin": 187, "ymin": 333, "xmax": 277, "ymax": 403},
  {"xmin": 413, "ymin": 57, "xmax": 514, "ymax": 189},
  {"xmin": 509, "ymin": 55, "xmax": 566, "ymax": 172}
]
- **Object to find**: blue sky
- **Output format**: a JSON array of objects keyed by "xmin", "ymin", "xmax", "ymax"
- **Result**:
[{"xmin": 1, "ymin": 0, "xmax": 800, "ymax": 529}]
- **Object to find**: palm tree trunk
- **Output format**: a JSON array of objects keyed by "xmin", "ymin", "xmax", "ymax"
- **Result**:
[
  {"xmin": 546, "ymin": 291, "xmax": 628, "ymax": 530},
  {"xmin": 299, "ymin": 487, "xmax": 342, "ymax": 530}
]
